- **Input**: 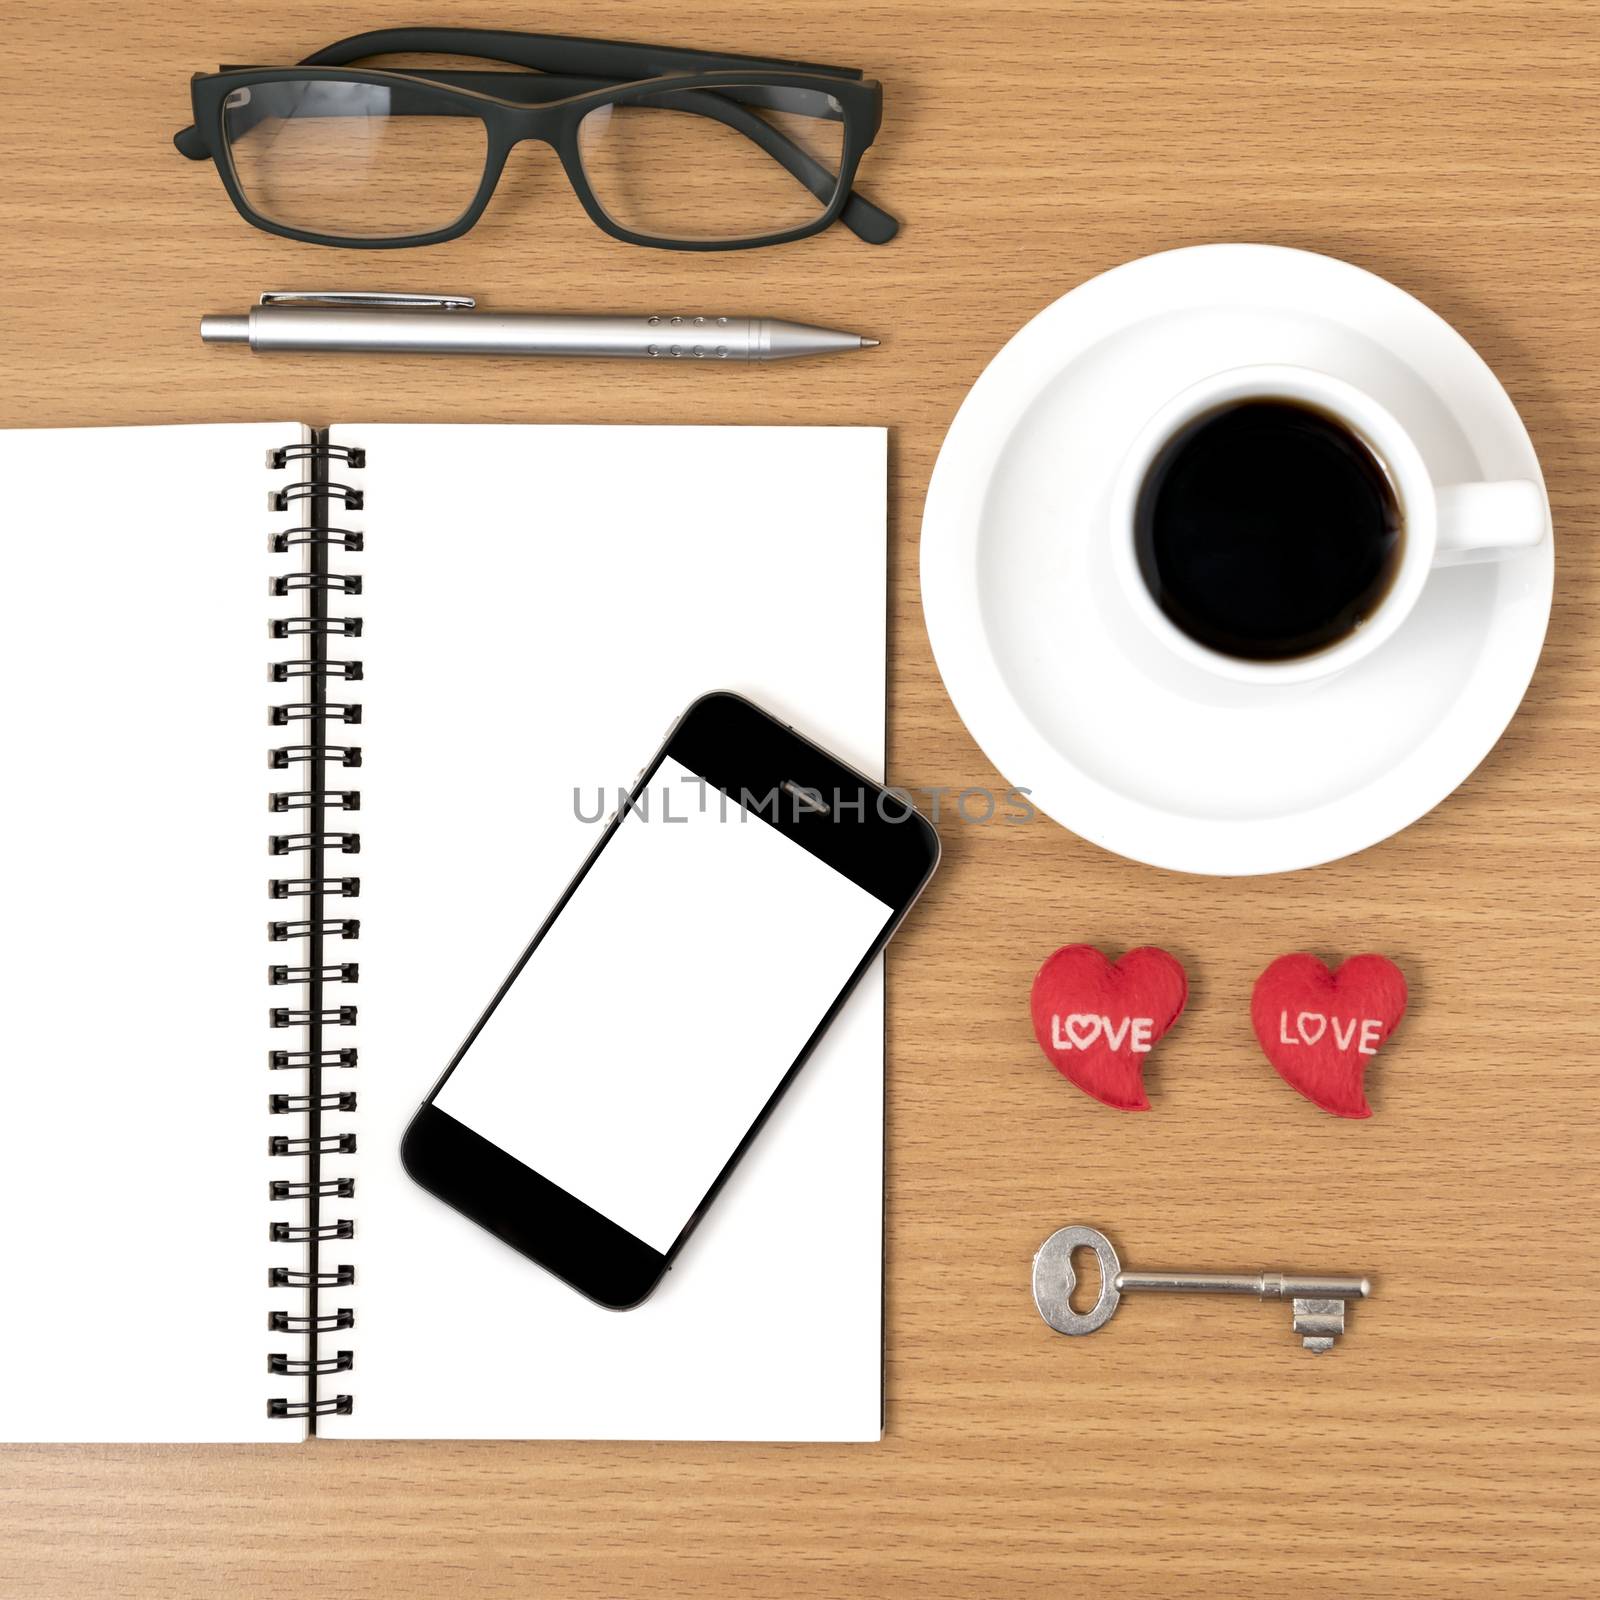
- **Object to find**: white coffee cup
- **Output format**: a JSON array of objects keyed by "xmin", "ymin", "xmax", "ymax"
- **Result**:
[{"xmin": 1108, "ymin": 364, "xmax": 1547, "ymax": 685}]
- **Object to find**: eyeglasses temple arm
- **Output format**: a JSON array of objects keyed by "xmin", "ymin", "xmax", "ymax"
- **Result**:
[{"xmin": 299, "ymin": 26, "xmax": 864, "ymax": 83}]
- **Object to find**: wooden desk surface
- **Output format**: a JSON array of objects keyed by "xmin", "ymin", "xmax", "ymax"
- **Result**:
[{"xmin": 3, "ymin": 1, "xmax": 1596, "ymax": 1594}]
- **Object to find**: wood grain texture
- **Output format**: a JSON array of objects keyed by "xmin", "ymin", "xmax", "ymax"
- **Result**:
[{"xmin": 2, "ymin": 1, "xmax": 1597, "ymax": 1594}]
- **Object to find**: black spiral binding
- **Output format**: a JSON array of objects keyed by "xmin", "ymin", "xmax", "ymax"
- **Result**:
[{"xmin": 267, "ymin": 432, "xmax": 361, "ymax": 1426}]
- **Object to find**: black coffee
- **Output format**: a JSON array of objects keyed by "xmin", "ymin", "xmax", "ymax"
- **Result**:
[{"xmin": 1133, "ymin": 399, "xmax": 1403, "ymax": 661}]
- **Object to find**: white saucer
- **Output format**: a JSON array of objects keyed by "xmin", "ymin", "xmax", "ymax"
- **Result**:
[{"xmin": 919, "ymin": 244, "xmax": 1554, "ymax": 875}]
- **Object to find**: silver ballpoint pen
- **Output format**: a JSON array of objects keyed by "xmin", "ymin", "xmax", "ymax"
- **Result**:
[{"xmin": 200, "ymin": 292, "xmax": 880, "ymax": 362}]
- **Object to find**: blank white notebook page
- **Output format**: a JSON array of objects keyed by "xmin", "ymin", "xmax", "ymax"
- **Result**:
[
  {"xmin": 0, "ymin": 423, "xmax": 302, "ymax": 1442},
  {"xmin": 322, "ymin": 424, "xmax": 886, "ymax": 1440}
]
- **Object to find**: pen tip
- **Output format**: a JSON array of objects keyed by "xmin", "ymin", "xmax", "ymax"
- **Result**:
[{"xmin": 861, "ymin": 337, "xmax": 880, "ymax": 348}]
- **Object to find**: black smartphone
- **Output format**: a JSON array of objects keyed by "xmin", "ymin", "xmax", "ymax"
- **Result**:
[{"xmin": 401, "ymin": 691, "xmax": 940, "ymax": 1309}]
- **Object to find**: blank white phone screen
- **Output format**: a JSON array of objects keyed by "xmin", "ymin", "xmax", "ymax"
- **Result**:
[{"xmin": 433, "ymin": 756, "xmax": 894, "ymax": 1253}]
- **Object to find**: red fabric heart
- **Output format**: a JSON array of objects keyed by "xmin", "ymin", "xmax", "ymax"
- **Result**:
[
  {"xmin": 1030, "ymin": 945, "xmax": 1189, "ymax": 1111},
  {"xmin": 1250, "ymin": 953, "xmax": 1408, "ymax": 1119}
]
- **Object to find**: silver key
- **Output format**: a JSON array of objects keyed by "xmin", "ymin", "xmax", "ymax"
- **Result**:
[{"xmin": 1032, "ymin": 1225, "xmax": 1371, "ymax": 1353}]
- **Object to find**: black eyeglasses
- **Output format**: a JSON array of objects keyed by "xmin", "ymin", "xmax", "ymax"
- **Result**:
[{"xmin": 173, "ymin": 26, "xmax": 898, "ymax": 252}]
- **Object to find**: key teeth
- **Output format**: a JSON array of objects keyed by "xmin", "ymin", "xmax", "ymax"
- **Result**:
[{"xmin": 1293, "ymin": 1297, "xmax": 1347, "ymax": 1352}]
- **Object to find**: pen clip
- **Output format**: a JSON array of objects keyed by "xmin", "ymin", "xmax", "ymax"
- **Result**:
[{"xmin": 258, "ymin": 291, "xmax": 477, "ymax": 311}]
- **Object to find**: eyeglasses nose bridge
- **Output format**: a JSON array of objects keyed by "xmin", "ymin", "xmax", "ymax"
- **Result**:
[
  {"xmin": 489, "ymin": 100, "xmax": 569, "ymax": 163},
  {"xmin": 474, "ymin": 111, "xmax": 582, "ymax": 216}
]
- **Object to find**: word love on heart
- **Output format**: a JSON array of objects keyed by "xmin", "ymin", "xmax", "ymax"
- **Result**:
[
  {"xmin": 1030, "ymin": 945, "xmax": 1188, "ymax": 1112},
  {"xmin": 1275, "ymin": 1011, "xmax": 1383, "ymax": 1055},
  {"xmin": 1049, "ymin": 1013, "xmax": 1157, "ymax": 1054},
  {"xmin": 1250, "ymin": 953, "xmax": 1408, "ymax": 1119}
]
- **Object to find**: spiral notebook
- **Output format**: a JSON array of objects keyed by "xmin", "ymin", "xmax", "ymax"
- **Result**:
[{"xmin": 0, "ymin": 421, "xmax": 887, "ymax": 1443}]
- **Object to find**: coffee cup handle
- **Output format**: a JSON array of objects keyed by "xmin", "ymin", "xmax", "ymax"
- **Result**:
[{"xmin": 1433, "ymin": 480, "xmax": 1547, "ymax": 567}]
